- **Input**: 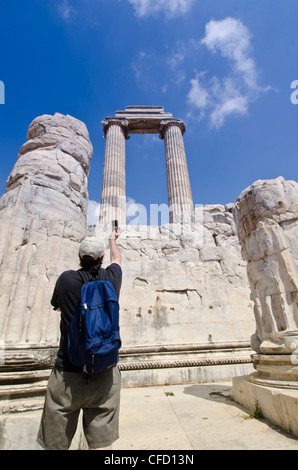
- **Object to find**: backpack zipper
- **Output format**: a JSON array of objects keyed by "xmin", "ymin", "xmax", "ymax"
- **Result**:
[{"xmin": 80, "ymin": 303, "xmax": 88, "ymax": 331}]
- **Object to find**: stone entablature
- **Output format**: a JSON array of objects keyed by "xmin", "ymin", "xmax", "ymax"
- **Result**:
[{"xmin": 113, "ymin": 105, "xmax": 175, "ymax": 135}]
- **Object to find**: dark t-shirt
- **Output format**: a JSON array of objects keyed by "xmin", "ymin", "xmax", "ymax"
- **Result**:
[{"xmin": 51, "ymin": 264, "xmax": 122, "ymax": 372}]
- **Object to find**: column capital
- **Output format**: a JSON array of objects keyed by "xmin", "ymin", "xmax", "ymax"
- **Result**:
[
  {"xmin": 159, "ymin": 119, "xmax": 186, "ymax": 139},
  {"xmin": 101, "ymin": 118, "xmax": 130, "ymax": 140}
]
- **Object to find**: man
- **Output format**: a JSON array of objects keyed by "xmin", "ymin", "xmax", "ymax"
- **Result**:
[{"xmin": 37, "ymin": 228, "xmax": 122, "ymax": 450}]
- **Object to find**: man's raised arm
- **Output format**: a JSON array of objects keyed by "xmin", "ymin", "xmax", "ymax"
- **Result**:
[{"xmin": 110, "ymin": 227, "xmax": 121, "ymax": 266}]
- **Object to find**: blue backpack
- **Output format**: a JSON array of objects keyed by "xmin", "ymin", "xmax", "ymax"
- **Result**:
[{"xmin": 67, "ymin": 270, "xmax": 121, "ymax": 376}]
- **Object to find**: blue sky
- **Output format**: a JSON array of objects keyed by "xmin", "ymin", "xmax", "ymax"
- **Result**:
[{"xmin": 0, "ymin": 0, "xmax": 297, "ymax": 224}]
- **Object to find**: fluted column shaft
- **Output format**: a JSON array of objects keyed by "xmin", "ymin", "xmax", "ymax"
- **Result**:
[
  {"xmin": 161, "ymin": 121, "xmax": 194, "ymax": 223},
  {"xmin": 99, "ymin": 120, "xmax": 127, "ymax": 225}
]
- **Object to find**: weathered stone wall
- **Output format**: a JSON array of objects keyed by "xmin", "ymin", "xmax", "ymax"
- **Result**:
[{"xmin": 93, "ymin": 203, "xmax": 255, "ymax": 350}]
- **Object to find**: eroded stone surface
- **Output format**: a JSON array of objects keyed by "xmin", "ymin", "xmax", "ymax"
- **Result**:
[
  {"xmin": 93, "ymin": 203, "xmax": 255, "ymax": 349},
  {"xmin": 0, "ymin": 113, "xmax": 93, "ymax": 346},
  {"xmin": 233, "ymin": 177, "xmax": 298, "ymax": 355}
]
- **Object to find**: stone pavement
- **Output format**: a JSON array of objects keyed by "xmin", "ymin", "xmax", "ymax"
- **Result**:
[{"xmin": 112, "ymin": 382, "xmax": 298, "ymax": 451}]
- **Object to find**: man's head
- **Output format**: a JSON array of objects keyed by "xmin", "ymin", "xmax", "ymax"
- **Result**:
[{"xmin": 79, "ymin": 237, "xmax": 105, "ymax": 270}]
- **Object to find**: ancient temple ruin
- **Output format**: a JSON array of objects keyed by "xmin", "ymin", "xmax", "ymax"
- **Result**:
[
  {"xmin": 0, "ymin": 109, "xmax": 297, "ymax": 448},
  {"xmin": 99, "ymin": 106, "xmax": 194, "ymax": 224}
]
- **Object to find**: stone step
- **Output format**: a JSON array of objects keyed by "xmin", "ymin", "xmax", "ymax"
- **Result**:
[{"xmin": 0, "ymin": 369, "xmax": 51, "ymax": 384}]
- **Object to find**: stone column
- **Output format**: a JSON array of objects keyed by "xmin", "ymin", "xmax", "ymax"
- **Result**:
[
  {"xmin": 160, "ymin": 120, "xmax": 194, "ymax": 223},
  {"xmin": 99, "ymin": 119, "xmax": 128, "ymax": 226},
  {"xmin": 0, "ymin": 113, "xmax": 93, "ymax": 351},
  {"xmin": 233, "ymin": 176, "xmax": 298, "ymax": 387}
]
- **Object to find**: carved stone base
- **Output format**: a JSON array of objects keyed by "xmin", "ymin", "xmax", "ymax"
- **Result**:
[
  {"xmin": 259, "ymin": 331, "xmax": 298, "ymax": 355},
  {"xmin": 233, "ymin": 375, "xmax": 298, "ymax": 438},
  {"xmin": 252, "ymin": 353, "xmax": 298, "ymax": 387}
]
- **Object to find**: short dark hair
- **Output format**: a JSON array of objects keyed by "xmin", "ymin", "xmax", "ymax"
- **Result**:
[{"xmin": 79, "ymin": 255, "xmax": 103, "ymax": 270}]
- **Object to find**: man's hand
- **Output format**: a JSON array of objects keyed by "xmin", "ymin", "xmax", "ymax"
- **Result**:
[
  {"xmin": 109, "ymin": 227, "xmax": 121, "ymax": 265},
  {"xmin": 110, "ymin": 226, "xmax": 122, "ymax": 240}
]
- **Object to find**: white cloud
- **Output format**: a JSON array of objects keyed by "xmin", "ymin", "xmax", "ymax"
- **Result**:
[
  {"xmin": 210, "ymin": 92, "xmax": 248, "ymax": 129},
  {"xmin": 126, "ymin": 196, "xmax": 136, "ymax": 210},
  {"xmin": 132, "ymin": 50, "xmax": 168, "ymax": 92},
  {"xmin": 187, "ymin": 17, "xmax": 270, "ymax": 129},
  {"xmin": 187, "ymin": 75, "xmax": 210, "ymax": 111},
  {"xmin": 58, "ymin": 0, "xmax": 77, "ymax": 21},
  {"xmin": 126, "ymin": 197, "xmax": 146, "ymax": 225},
  {"xmin": 131, "ymin": 50, "xmax": 147, "ymax": 81},
  {"xmin": 167, "ymin": 51, "xmax": 185, "ymax": 70},
  {"xmin": 87, "ymin": 200, "xmax": 100, "ymax": 226},
  {"xmin": 166, "ymin": 44, "xmax": 187, "ymax": 84},
  {"xmin": 201, "ymin": 17, "xmax": 257, "ymax": 89},
  {"xmin": 128, "ymin": 0, "xmax": 194, "ymax": 18},
  {"xmin": 132, "ymin": 41, "xmax": 189, "ymax": 94}
]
